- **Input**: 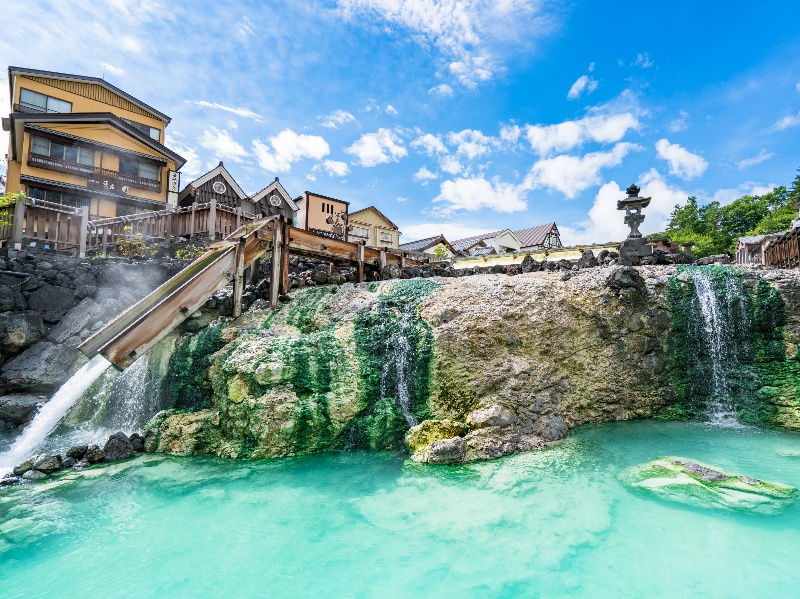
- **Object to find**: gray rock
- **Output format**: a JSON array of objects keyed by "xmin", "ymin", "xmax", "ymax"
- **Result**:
[
  {"xmin": 103, "ymin": 431, "xmax": 134, "ymax": 461},
  {"xmin": 49, "ymin": 298, "xmax": 104, "ymax": 344},
  {"xmin": 74, "ymin": 285, "xmax": 98, "ymax": 300},
  {"xmin": 0, "ymin": 475, "xmax": 20, "ymax": 487},
  {"xmin": 31, "ymin": 454, "xmax": 62, "ymax": 473},
  {"xmin": 72, "ymin": 273, "xmax": 97, "ymax": 287},
  {"xmin": 72, "ymin": 458, "xmax": 90, "ymax": 470},
  {"xmin": 311, "ymin": 270, "xmax": 328, "ymax": 285},
  {"xmin": 606, "ymin": 267, "xmax": 646, "ymax": 295},
  {"xmin": 26, "ymin": 284, "xmax": 78, "ymax": 322},
  {"xmin": 128, "ymin": 433, "xmax": 145, "ymax": 453},
  {"xmin": 695, "ymin": 254, "xmax": 732, "ymax": 265},
  {"xmin": 382, "ymin": 264, "xmax": 402, "ymax": 280},
  {"xmin": 466, "ymin": 404, "xmax": 519, "ymax": 429},
  {"xmin": 61, "ymin": 457, "xmax": 77, "ymax": 469},
  {"xmin": 533, "ymin": 414, "xmax": 568, "ymax": 441},
  {"xmin": 0, "ymin": 287, "xmax": 27, "ymax": 311},
  {"xmin": 0, "ymin": 312, "xmax": 45, "ymax": 357},
  {"xmin": 21, "ymin": 469, "xmax": 47, "ymax": 481},
  {"xmin": 422, "ymin": 437, "xmax": 466, "ymax": 464},
  {"xmin": 66, "ymin": 444, "xmax": 88, "ymax": 460},
  {"xmin": 0, "ymin": 394, "xmax": 44, "ymax": 425},
  {"xmin": 84, "ymin": 444, "xmax": 105, "ymax": 464},
  {"xmin": 577, "ymin": 249, "xmax": 598, "ymax": 269},
  {"xmin": 0, "ymin": 342, "xmax": 85, "ymax": 393},
  {"xmin": 13, "ymin": 458, "xmax": 33, "ymax": 476}
]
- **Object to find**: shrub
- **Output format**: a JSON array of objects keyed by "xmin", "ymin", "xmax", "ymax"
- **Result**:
[
  {"xmin": 175, "ymin": 245, "xmax": 207, "ymax": 260},
  {"xmin": 115, "ymin": 226, "xmax": 157, "ymax": 258}
]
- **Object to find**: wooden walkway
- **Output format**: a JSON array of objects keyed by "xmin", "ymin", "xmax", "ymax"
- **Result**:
[{"xmin": 765, "ymin": 228, "xmax": 800, "ymax": 269}]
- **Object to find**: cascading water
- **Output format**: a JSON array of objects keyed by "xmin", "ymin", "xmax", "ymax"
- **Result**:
[
  {"xmin": 380, "ymin": 311, "xmax": 419, "ymax": 427},
  {"xmin": 687, "ymin": 267, "xmax": 751, "ymax": 425},
  {"xmin": 0, "ymin": 354, "xmax": 112, "ymax": 473}
]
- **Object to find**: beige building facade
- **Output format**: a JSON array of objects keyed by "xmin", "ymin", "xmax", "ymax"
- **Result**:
[
  {"xmin": 347, "ymin": 206, "xmax": 400, "ymax": 249},
  {"xmin": 294, "ymin": 191, "xmax": 350, "ymax": 239}
]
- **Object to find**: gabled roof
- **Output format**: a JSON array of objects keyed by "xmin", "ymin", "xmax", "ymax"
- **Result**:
[
  {"xmin": 297, "ymin": 191, "xmax": 351, "ymax": 205},
  {"xmin": 451, "ymin": 231, "xmax": 500, "ymax": 252},
  {"xmin": 9, "ymin": 66, "xmax": 170, "ymax": 123},
  {"xmin": 514, "ymin": 223, "xmax": 558, "ymax": 247},
  {"xmin": 179, "ymin": 162, "xmax": 247, "ymax": 201},
  {"xmin": 399, "ymin": 234, "xmax": 455, "ymax": 253},
  {"xmin": 251, "ymin": 177, "xmax": 298, "ymax": 212},
  {"xmin": 348, "ymin": 205, "xmax": 399, "ymax": 230},
  {"xmin": 470, "ymin": 246, "xmax": 497, "ymax": 256},
  {"xmin": 8, "ymin": 111, "xmax": 186, "ymax": 168}
]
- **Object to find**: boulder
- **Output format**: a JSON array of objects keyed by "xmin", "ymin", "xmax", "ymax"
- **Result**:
[
  {"xmin": 466, "ymin": 404, "xmax": 518, "ymax": 429},
  {"xmin": 0, "ymin": 312, "xmax": 45, "ymax": 357},
  {"xmin": 0, "ymin": 287, "xmax": 27, "ymax": 311},
  {"xmin": 21, "ymin": 469, "xmax": 47, "ymax": 481},
  {"xmin": 606, "ymin": 267, "xmax": 646, "ymax": 295},
  {"xmin": 577, "ymin": 249, "xmax": 598, "ymax": 269},
  {"xmin": 13, "ymin": 458, "xmax": 33, "ymax": 476},
  {"xmin": 128, "ymin": 433, "xmax": 145, "ymax": 453},
  {"xmin": 405, "ymin": 419, "xmax": 465, "ymax": 455},
  {"xmin": 31, "ymin": 454, "xmax": 62, "ymax": 473},
  {"xmin": 61, "ymin": 457, "xmax": 77, "ymax": 469},
  {"xmin": 520, "ymin": 255, "xmax": 538, "ymax": 273},
  {"xmin": 381, "ymin": 264, "xmax": 402, "ymax": 280},
  {"xmin": 72, "ymin": 458, "xmax": 90, "ymax": 470},
  {"xmin": 66, "ymin": 444, "xmax": 88, "ymax": 460},
  {"xmin": 695, "ymin": 254, "xmax": 732, "ymax": 265},
  {"xmin": 0, "ymin": 342, "xmax": 85, "ymax": 393},
  {"xmin": 26, "ymin": 284, "xmax": 78, "ymax": 322},
  {"xmin": 417, "ymin": 437, "xmax": 466, "ymax": 464},
  {"xmin": 311, "ymin": 270, "xmax": 328, "ymax": 285},
  {"xmin": 0, "ymin": 475, "xmax": 20, "ymax": 487},
  {"xmin": 463, "ymin": 428, "xmax": 544, "ymax": 462},
  {"xmin": 84, "ymin": 444, "xmax": 105, "ymax": 464},
  {"xmin": 103, "ymin": 431, "xmax": 134, "ymax": 461},
  {"xmin": 0, "ymin": 394, "xmax": 44, "ymax": 425}
]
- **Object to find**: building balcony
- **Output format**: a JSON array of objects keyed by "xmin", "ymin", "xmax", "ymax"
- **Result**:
[
  {"xmin": 28, "ymin": 153, "xmax": 162, "ymax": 193},
  {"xmin": 14, "ymin": 102, "xmax": 66, "ymax": 114}
]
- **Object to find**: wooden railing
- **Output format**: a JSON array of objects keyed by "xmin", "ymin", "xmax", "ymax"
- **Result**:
[
  {"xmin": 765, "ymin": 229, "xmax": 800, "ymax": 269},
  {"xmin": 28, "ymin": 152, "xmax": 162, "ymax": 192},
  {"xmin": 0, "ymin": 198, "xmax": 88, "ymax": 254}
]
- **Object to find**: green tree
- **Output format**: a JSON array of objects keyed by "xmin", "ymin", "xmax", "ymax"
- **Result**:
[
  {"xmin": 432, "ymin": 244, "xmax": 449, "ymax": 260},
  {"xmin": 0, "ymin": 191, "xmax": 24, "ymax": 227}
]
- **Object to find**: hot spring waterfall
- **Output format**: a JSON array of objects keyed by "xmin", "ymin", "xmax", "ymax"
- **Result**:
[
  {"xmin": 687, "ymin": 268, "xmax": 752, "ymax": 424},
  {"xmin": 0, "ymin": 354, "xmax": 112, "ymax": 473},
  {"xmin": 380, "ymin": 311, "xmax": 419, "ymax": 427}
]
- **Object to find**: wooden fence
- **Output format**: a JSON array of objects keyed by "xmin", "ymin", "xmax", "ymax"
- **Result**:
[
  {"xmin": 765, "ymin": 228, "xmax": 800, "ymax": 269},
  {"xmin": 0, "ymin": 198, "xmax": 88, "ymax": 254}
]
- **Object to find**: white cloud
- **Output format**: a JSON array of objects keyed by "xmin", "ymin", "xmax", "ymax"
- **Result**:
[
  {"xmin": 447, "ymin": 129, "xmax": 497, "ymax": 160},
  {"xmin": 395, "ymin": 196, "xmax": 409, "ymax": 203},
  {"xmin": 500, "ymin": 124, "xmax": 521, "ymax": 144},
  {"xmin": 434, "ymin": 176, "xmax": 527, "ymax": 213},
  {"xmin": 526, "ymin": 142, "xmax": 639, "ymax": 198},
  {"xmin": 337, "ymin": 0, "xmax": 550, "ymax": 88},
  {"xmin": 655, "ymin": 138, "xmax": 708, "ymax": 180},
  {"xmin": 193, "ymin": 100, "xmax": 264, "ymax": 121},
  {"xmin": 439, "ymin": 155, "xmax": 463, "ymax": 175},
  {"xmin": 668, "ymin": 110, "xmax": 689, "ymax": 132},
  {"xmin": 633, "ymin": 52, "xmax": 653, "ymax": 68},
  {"xmin": 314, "ymin": 159, "xmax": 351, "ymax": 177},
  {"xmin": 253, "ymin": 129, "xmax": 330, "ymax": 173},
  {"xmin": 411, "ymin": 133, "xmax": 448, "ymax": 155},
  {"xmin": 711, "ymin": 182, "xmax": 776, "ymax": 205},
  {"xmin": 429, "ymin": 84, "xmax": 454, "ymax": 96},
  {"xmin": 560, "ymin": 169, "xmax": 690, "ymax": 245},
  {"xmin": 345, "ymin": 128, "xmax": 408, "ymax": 167},
  {"xmin": 412, "ymin": 166, "xmax": 439, "ymax": 183},
  {"xmin": 567, "ymin": 75, "xmax": 598, "ymax": 100},
  {"xmin": 385, "ymin": 104, "xmax": 398, "ymax": 115},
  {"xmin": 320, "ymin": 110, "xmax": 357, "ymax": 128},
  {"xmin": 401, "ymin": 222, "xmax": 495, "ymax": 243},
  {"xmin": 588, "ymin": 62, "xmax": 595, "ymax": 72},
  {"xmin": 237, "ymin": 16, "xmax": 255, "ymax": 41},
  {"xmin": 525, "ymin": 112, "xmax": 640, "ymax": 156},
  {"xmin": 166, "ymin": 138, "xmax": 203, "ymax": 179},
  {"xmin": 736, "ymin": 149, "xmax": 773, "ymax": 170},
  {"xmin": 198, "ymin": 127, "xmax": 248, "ymax": 163},
  {"xmin": 99, "ymin": 62, "xmax": 125, "ymax": 77},
  {"xmin": 770, "ymin": 112, "xmax": 800, "ymax": 131}
]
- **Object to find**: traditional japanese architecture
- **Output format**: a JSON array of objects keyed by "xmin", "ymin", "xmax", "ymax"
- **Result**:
[
  {"xmin": 399, "ymin": 234, "xmax": 457, "ymax": 257},
  {"xmin": 451, "ymin": 223, "xmax": 562, "ymax": 257},
  {"xmin": 347, "ymin": 205, "xmax": 401, "ymax": 249},
  {"xmin": 2, "ymin": 66, "xmax": 185, "ymax": 218},
  {"xmin": 736, "ymin": 234, "xmax": 783, "ymax": 265},
  {"xmin": 294, "ymin": 191, "xmax": 349, "ymax": 240},
  {"xmin": 250, "ymin": 177, "xmax": 297, "ymax": 221}
]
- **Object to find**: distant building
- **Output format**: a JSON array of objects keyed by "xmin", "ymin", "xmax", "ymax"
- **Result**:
[
  {"xmin": 399, "ymin": 234, "xmax": 457, "ymax": 257},
  {"xmin": 451, "ymin": 223, "xmax": 562, "ymax": 256},
  {"xmin": 736, "ymin": 234, "xmax": 783, "ymax": 265},
  {"xmin": 347, "ymin": 205, "xmax": 400, "ymax": 249},
  {"xmin": 249, "ymin": 177, "xmax": 298, "ymax": 221},
  {"xmin": 3, "ymin": 66, "xmax": 185, "ymax": 218},
  {"xmin": 294, "ymin": 191, "xmax": 349, "ymax": 240}
]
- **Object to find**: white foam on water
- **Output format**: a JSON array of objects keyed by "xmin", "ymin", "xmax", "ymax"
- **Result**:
[{"xmin": 0, "ymin": 354, "xmax": 111, "ymax": 474}]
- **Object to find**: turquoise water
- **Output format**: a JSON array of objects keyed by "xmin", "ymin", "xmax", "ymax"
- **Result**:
[{"xmin": 2, "ymin": 420, "xmax": 800, "ymax": 598}]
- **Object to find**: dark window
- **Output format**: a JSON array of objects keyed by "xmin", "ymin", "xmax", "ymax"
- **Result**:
[
  {"xmin": 28, "ymin": 186, "xmax": 90, "ymax": 209},
  {"xmin": 122, "ymin": 118, "xmax": 160, "ymax": 140},
  {"xmin": 19, "ymin": 88, "xmax": 72, "ymax": 113},
  {"xmin": 119, "ymin": 156, "xmax": 159, "ymax": 180}
]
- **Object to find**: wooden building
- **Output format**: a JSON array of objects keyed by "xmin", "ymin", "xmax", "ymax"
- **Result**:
[
  {"xmin": 347, "ymin": 205, "xmax": 401, "ymax": 249},
  {"xmin": 2, "ymin": 66, "xmax": 185, "ymax": 218},
  {"xmin": 451, "ymin": 223, "xmax": 562, "ymax": 256},
  {"xmin": 250, "ymin": 177, "xmax": 297, "ymax": 221},
  {"xmin": 294, "ymin": 191, "xmax": 349, "ymax": 240},
  {"xmin": 399, "ymin": 234, "xmax": 457, "ymax": 258}
]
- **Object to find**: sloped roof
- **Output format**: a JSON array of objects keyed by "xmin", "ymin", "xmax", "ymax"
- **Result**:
[
  {"xmin": 514, "ymin": 223, "xmax": 557, "ymax": 247},
  {"xmin": 349, "ymin": 205, "xmax": 399, "ymax": 230},
  {"xmin": 251, "ymin": 177, "xmax": 298, "ymax": 212},
  {"xmin": 451, "ymin": 231, "xmax": 501, "ymax": 252},
  {"xmin": 179, "ymin": 162, "xmax": 247, "ymax": 201},
  {"xmin": 738, "ymin": 235, "xmax": 765, "ymax": 245},
  {"xmin": 470, "ymin": 246, "xmax": 497, "ymax": 256},
  {"xmin": 399, "ymin": 234, "xmax": 454, "ymax": 252}
]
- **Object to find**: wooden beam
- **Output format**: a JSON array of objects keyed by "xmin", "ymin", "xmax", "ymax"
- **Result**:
[
  {"xmin": 232, "ymin": 239, "xmax": 246, "ymax": 318},
  {"xmin": 280, "ymin": 220, "xmax": 290, "ymax": 295},
  {"xmin": 208, "ymin": 197, "xmax": 217, "ymax": 239},
  {"xmin": 77, "ymin": 205, "xmax": 89, "ymax": 258},
  {"xmin": 12, "ymin": 199, "xmax": 25, "ymax": 249},
  {"xmin": 379, "ymin": 248, "xmax": 387, "ymax": 271},
  {"xmin": 357, "ymin": 243, "xmax": 364, "ymax": 283},
  {"xmin": 270, "ymin": 220, "xmax": 283, "ymax": 309}
]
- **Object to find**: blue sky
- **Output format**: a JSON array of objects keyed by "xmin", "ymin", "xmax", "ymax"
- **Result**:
[{"xmin": 2, "ymin": 0, "xmax": 799, "ymax": 244}]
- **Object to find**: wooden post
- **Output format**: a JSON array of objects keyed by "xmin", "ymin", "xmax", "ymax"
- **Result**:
[
  {"xmin": 102, "ymin": 226, "xmax": 108, "ymax": 255},
  {"xmin": 165, "ymin": 207, "xmax": 173, "ymax": 246},
  {"xmin": 280, "ymin": 220, "xmax": 290, "ymax": 294},
  {"xmin": 379, "ymin": 248, "xmax": 387, "ymax": 271},
  {"xmin": 357, "ymin": 243, "xmax": 364, "ymax": 284},
  {"xmin": 400, "ymin": 253, "xmax": 406, "ymax": 268},
  {"xmin": 189, "ymin": 202, "xmax": 196, "ymax": 239},
  {"xmin": 12, "ymin": 198, "xmax": 25, "ymax": 249},
  {"xmin": 209, "ymin": 197, "xmax": 217, "ymax": 239},
  {"xmin": 269, "ymin": 222, "xmax": 283, "ymax": 309},
  {"xmin": 236, "ymin": 206, "xmax": 242, "ymax": 230},
  {"xmin": 249, "ymin": 257, "xmax": 261, "ymax": 285},
  {"xmin": 77, "ymin": 206, "xmax": 89, "ymax": 258},
  {"xmin": 232, "ymin": 239, "xmax": 245, "ymax": 318}
]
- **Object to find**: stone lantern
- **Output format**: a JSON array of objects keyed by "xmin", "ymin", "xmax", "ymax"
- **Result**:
[{"xmin": 617, "ymin": 184, "xmax": 653, "ymax": 265}]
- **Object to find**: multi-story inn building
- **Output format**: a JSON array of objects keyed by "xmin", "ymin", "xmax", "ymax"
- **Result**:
[{"xmin": 2, "ymin": 66, "xmax": 185, "ymax": 218}]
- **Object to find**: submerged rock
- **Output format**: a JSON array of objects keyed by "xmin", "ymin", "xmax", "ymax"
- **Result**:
[{"xmin": 624, "ymin": 457, "xmax": 796, "ymax": 514}]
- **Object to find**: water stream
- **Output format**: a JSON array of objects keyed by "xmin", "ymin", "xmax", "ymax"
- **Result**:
[
  {"xmin": 0, "ymin": 354, "xmax": 112, "ymax": 474},
  {"xmin": 380, "ymin": 311, "xmax": 419, "ymax": 427}
]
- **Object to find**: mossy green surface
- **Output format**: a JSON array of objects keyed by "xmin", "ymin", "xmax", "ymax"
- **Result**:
[
  {"xmin": 166, "ymin": 324, "xmax": 226, "ymax": 411},
  {"xmin": 664, "ymin": 266, "xmax": 800, "ymax": 427}
]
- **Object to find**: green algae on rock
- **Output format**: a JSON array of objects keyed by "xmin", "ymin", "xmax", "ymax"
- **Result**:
[{"xmin": 623, "ymin": 456, "xmax": 796, "ymax": 514}]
